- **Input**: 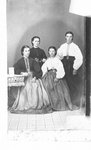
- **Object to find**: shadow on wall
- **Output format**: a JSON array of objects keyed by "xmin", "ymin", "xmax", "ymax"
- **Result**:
[{"xmin": 14, "ymin": 18, "xmax": 83, "ymax": 63}]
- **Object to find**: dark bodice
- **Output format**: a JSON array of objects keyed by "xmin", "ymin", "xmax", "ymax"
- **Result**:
[
  {"xmin": 13, "ymin": 57, "xmax": 42, "ymax": 79},
  {"xmin": 29, "ymin": 47, "xmax": 47, "ymax": 61}
]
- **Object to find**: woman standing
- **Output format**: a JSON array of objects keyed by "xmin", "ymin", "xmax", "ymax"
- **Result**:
[
  {"xmin": 29, "ymin": 36, "xmax": 47, "ymax": 67},
  {"xmin": 57, "ymin": 31, "xmax": 83, "ymax": 106},
  {"xmin": 41, "ymin": 46, "xmax": 75, "ymax": 111}
]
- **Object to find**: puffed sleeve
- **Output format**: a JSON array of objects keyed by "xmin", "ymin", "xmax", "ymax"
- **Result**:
[
  {"xmin": 55, "ymin": 58, "xmax": 65, "ymax": 79},
  {"xmin": 41, "ymin": 61, "xmax": 48, "ymax": 76},
  {"xmin": 73, "ymin": 46, "xmax": 83, "ymax": 70},
  {"xmin": 57, "ymin": 46, "xmax": 64, "ymax": 60}
]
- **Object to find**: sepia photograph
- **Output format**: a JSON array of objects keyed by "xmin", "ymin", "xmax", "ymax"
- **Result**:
[{"xmin": 1, "ymin": 0, "xmax": 91, "ymax": 143}]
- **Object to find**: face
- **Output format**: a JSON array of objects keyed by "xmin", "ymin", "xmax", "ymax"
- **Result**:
[
  {"xmin": 49, "ymin": 48, "xmax": 56, "ymax": 57},
  {"xmin": 32, "ymin": 38, "xmax": 40, "ymax": 48},
  {"xmin": 65, "ymin": 33, "xmax": 73, "ymax": 44},
  {"xmin": 23, "ymin": 47, "xmax": 30, "ymax": 58}
]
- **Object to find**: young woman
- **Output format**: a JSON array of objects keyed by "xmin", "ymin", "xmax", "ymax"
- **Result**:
[
  {"xmin": 57, "ymin": 31, "xmax": 83, "ymax": 106},
  {"xmin": 41, "ymin": 46, "xmax": 75, "ymax": 111},
  {"xmin": 10, "ymin": 45, "xmax": 50, "ymax": 114},
  {"xmin": 14, "ymin": 45, "xmax": 42, "ymax": 78},
  {"xmin": 29, "ymin": 36, "xmax": 47, "ymax": 67}
]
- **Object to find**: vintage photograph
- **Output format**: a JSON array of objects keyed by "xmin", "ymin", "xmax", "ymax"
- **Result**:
[{"xmin": 7, "ymin": 0, "xmax": 91, "ymax": 141}]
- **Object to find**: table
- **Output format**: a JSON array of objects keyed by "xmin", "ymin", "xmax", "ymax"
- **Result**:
[
  {"xmin": 7, "ymin": 74, "xmax": 27, "ymax": 107},
  {"xmin": 7, "ymin": 74, "xmax": 26, "ymax": 87}
]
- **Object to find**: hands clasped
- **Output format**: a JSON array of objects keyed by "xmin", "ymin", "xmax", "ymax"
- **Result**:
[{"xmin": 73, "ymin": 69, "xmax": 77, "ymax": 75}]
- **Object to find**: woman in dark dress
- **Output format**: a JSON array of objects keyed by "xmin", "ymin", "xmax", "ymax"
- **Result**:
[
  {"xmin": 14, "ymin": 45, "xmax": 42, "ymax": 79},
  {"xmin": 29, "ymin": 36, "xmax": 47, "ymax": 67},
  {"xmin": 9, "ymin": 45, "xmax": 50, "ymax": 114}
]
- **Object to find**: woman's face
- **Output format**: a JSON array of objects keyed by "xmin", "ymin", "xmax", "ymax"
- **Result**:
[
  {"xmin": 65, "ymin": 33, "xmax": 73, "ymax": 44},
  {"xmin": 32, "ymin": 38, "xmax": 40, "ymax": 48},
  {"xmin": 23, "ymin": 47, "xmax": 30, "ymax": 58},
  {"xmin": 49, "ymin": 48, "xmax": 56, "ymax": 57}
]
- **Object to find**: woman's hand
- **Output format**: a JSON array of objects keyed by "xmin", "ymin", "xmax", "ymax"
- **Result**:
[
  {"xmin": 32, "ymin": 77, "xmax": 36, "ymax": 82},
  {"xmin": 42, "ymin": 58, "xmax": 46, "ymax": 62},
  {"xmin": 52, "ymin": 68, "xmax": 57, "ymax": 73},
  {"xmin": 28, "ymin": 72, "xmax": 33, "ymax": 78},
  {"xmin": 73, "ymin": 69, "xmax": 77, "ymax": 75},
  {"xmin": 35, "ymin": 58, "xmax": 39, "ymax": 62},
  {"xmin": 21, "ymin": 72, "xmax": 28, "ymax": 76},
  {"xmin": 54, "ymin": 78, "xmax": 59, "ymax": 82}
]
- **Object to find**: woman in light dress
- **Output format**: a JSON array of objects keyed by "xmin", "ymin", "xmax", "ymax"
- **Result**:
[{"xmin": 41, "ymin": 46, "xmax": 75, "ymax": 111}]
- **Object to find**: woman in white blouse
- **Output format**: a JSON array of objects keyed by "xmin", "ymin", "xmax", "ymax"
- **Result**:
[
  {"xmin": 57, "ymin": 31, "xmax": 83, "ymax": 106},
  {"xmin": 41, "ymin": 46, "xmax": 75, "ymax": 111}
]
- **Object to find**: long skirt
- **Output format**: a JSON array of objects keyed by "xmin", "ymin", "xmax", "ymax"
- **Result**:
[
  {"xmin": 61, "ymin": 56, "xmax": 84, "ymax": 106},
  {"xmin": 10, "ymin": 77, "xmax": 51, "ymax": 114},
  {"xmin": 41, "ymin": 70, "xmax": 74, "ymax": 111}
]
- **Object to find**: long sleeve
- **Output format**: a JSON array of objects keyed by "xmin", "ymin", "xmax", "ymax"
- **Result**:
[
  {"xmin": 57, "ymin": 46, "xmax": 64, "ymax": 59},
  {"xmin": 73, "ymin": 45, "xmax": 83, "ymax": 70},
  {"xmin": 41, "ymin": 61, "xmax": 48, "ymax": 76},
  {"xmin": 13, "ymin": 58, "xmax": 26, "ymax": 74},
  {"xmin": 57, "ymin": 43, "xmax": 83, "ymax": 70},
  {"xmin": 55, "ymin": 59, "xmax": 65, "ymax": 79},
  {"xmin": 41, "ymin": 50, "xmax": 47, "ymax": 59},
  {"xmin": 41, "ymin": 57, "xmax": 65, "ymax": 79}
]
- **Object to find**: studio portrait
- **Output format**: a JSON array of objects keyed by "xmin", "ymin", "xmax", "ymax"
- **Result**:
[{"xmin": 7, "ymin": 0, "xmax": 91, "ymax": 141}]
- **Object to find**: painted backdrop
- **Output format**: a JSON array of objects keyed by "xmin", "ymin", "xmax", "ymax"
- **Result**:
[{"xmin": 7, "ymin": 0, "xmax": 85, "ymax": 68}]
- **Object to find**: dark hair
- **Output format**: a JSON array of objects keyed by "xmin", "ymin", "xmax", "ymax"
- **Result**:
[
  {"xmin": 31, "ymin": 36, "xmax": 40, "ymax": 45},
  {"xmin": 65, "ymin": 31, "xmax": 74, "ymax": 37},
  {"xmin": 21, "ymin": 45, "xmax": 30, "ymax": 56},
  {"xmin": 48, "ymin": 46, "xmax": 57, "ymax": 55}
]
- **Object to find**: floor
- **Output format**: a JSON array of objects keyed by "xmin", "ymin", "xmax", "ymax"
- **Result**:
[
  {"xmin": 8, "ymin": 108, "xmax": 91, "ymax": 142},
  {"xmin": 8, "ymin": 108, "xmax": 83, "ymax": 131}
]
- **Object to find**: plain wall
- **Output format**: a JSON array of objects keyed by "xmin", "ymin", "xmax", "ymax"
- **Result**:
[{"xmin": 7, "ymin": 0, "xmax": 85, "ymax": 69}]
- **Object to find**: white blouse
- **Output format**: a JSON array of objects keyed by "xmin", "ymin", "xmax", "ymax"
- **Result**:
[
  {"xmin": 57, "ymin": 42, "xmax": 83, "ymax": 70},
  {"xmin": 41, "ymin": 57, "xmax": 65, "ymax": 79}
]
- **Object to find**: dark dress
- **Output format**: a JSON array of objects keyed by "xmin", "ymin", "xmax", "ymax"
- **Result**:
[
  {"xmin": 8, "ymin": 57, "xmax": 42, "ymax": 108},
  {"xmin": 14, "ymin": 57, "xmax": 42, "ymax": 79},
  {"xmin": 29, "ymin": 47, "xmax": 47, "ymax": 67},
  {"xmin": 61, "ymin": 56, "xmax": 83, "ymax": 106}
]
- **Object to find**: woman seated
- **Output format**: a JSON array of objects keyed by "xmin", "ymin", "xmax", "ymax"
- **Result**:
[
  {"xmin": 9, "ymin": 45, "xmax": 51, "ymax": 114},
  {"xmin": 41, "ymin": 46, "xmax": 77, "ymax": 111},
  {"xmin": 14, "ymin": 45, "xmax": 42, "ymax": 79}
]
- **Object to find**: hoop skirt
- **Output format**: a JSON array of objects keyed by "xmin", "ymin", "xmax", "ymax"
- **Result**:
[
  {"xmin": 61, "ymin": 56, "xmax": 84, "ymax": 106},
  {"xmin": 42, "ymin": 70, "xmax": 73, "ymax": 111},
  {"xmin": 10, "ymin": 76, "xmax": 51, "ymax": 114},
  {"xmin": 9, "ymin": 70, "xmax": 76, "ymax": 114}
]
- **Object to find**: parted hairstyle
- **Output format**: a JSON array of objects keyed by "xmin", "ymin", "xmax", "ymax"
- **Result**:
[
  {"xmin": 48, "ymin": 46, "xmax": 57, "ymax": 55},
  {"xmin": 31, "ymin": 36, "xmax": 40, "ymax": 45},
  {"xmin": 65, "ymin": 31, "xmax": 74, "ymax": 38},
  {"xmin": 21, "ymin": 45, "xmax": 30, "ymax": 56}
]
